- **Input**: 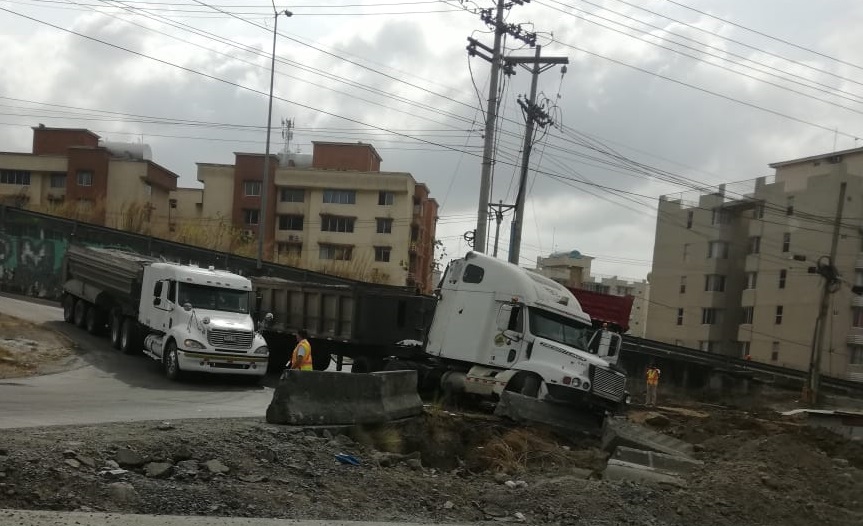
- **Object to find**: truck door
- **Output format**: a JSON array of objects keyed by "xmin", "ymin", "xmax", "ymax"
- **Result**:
[
  {"xmin": 490, "ymin": 303, "xmax": 524, "ymax": 366},
  {"xmin": 150, "ymin": 279, "xmax": 173, "ymax": 334}
]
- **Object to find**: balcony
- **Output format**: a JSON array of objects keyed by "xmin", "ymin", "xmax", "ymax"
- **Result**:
[
  {"xmin": 846, "ymin": 330, "xmax": 863, "ymax": 346},
  {"xmin": 853, "ymin": 295, "xmax": 863, "ymax": 308},
  {"xmin": 409, "ymin": 242, "xmax": 418, "ymax": 254},
  {"xmin": 855, "ymin": 255, "xmax": 863, "ymax": 270}
]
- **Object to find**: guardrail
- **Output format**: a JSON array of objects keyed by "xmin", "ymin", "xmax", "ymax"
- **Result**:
[{"xmin": 622, "ymin": 336, "xmax": 863, "ymax": 394}]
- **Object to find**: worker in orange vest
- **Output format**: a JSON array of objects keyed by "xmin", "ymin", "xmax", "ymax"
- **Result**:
[
  {"xmin": 289, "ymin": 329, "xmax": 314, "ymax": 371},
  {"xmin": 645, "ymin": 362, "xmax": 661, "ymax": 407}
]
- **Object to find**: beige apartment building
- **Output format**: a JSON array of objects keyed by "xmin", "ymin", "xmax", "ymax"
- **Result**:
[
  {"xmin": 534, "ymin": 250, "xmax": 650, "ymax": 337},
  {"xmin": 0, "ymin": 127, "xmax": 178, "ymax": 234},
  {"xmin": 646, "ymin": 146, "xmax": 863, "ymax": 381},
  {"xmin": 173, "ymin": 142, "xmax": 439, "ymax": 292}
]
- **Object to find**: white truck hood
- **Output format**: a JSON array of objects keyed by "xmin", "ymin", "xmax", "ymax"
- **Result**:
[
  {"xmin": 195, "ymin": 309, "xmax": 255, "ymax": 331},
  {"xmin": 532, "ymin": 337, "xmax": 613, "ymax": 369}
]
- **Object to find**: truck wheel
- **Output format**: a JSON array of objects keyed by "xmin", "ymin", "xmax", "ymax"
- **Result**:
[
  {"xmin": 521, "ymin": 375, "xmax": 541, "ymax": 398},
  {"xmin": 351, "ymin": 357, "xmax": 383, "ymax": 374},
  {"xmin": 109, "ymin": 313, "xmax": 122, "ymax": 349},
  {"xmin": 163, "ymin": 341, "xmax": 182, "ymax": 381},
  {"xmin": 62, "ymin": 295, "xmax": 75, "ymax": 323},
  {"xmin": 85, "ymin": 307, "xmax": 104, "ymax": 335},
  {"xmin": 73, "ymin": 300, "xmax": 89, "ymax": 328},
  {"xmin": 120, "ymin": 318, "xmax": 140, "ymax": 355}
]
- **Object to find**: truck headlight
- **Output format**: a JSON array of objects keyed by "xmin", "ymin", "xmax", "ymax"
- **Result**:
[
  {"xmin": 183, "ymin": 339, "xmax": 206, "ymax": 350},
  {"xmin": 254, "ymin": 346, "xmax": 269, "ymax": 355}
]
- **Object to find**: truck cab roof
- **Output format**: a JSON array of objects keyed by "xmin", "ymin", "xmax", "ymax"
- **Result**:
[{"xmin": 150, "ymin": 262, "xmax": 253, "ymax": 291}]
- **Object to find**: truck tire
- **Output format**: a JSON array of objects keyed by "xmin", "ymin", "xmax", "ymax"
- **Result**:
[
  {"xmin": 85, "ymin": 307, "xmax": 104, "ymax": 335},
  {"xmin": 73, "ymin": 300, "xmax": 89, "ymax": 328},
  {"xmin": 109, "ymin": 313, "xmax": 122, "ymax": 349},
  {"xmin": 120, "ymin": 318, "xmax": 140, "ymax": 355},
  {"xmin": 163, "ymin": 341, "xmax": 182, "ymax": 381},
  {"xmin": 62, "ymin": 295, "xmax": 75, "ymax": 323},
  {"xmin": 521, "ymin": 375, "xmax": 541, "ymax": 398},
  {"xmin": 350, "ymin": 356, "xmax": 383, "ymax": 374}
]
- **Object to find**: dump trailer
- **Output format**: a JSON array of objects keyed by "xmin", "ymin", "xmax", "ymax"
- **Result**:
[
  {"xmin": 61, "ymin": 245, "xmax": 269, "ymax": 379},
  {"xmin": 322, "ymin": 252, "xmax": 629, "ymax": 414},
  {"xmin": 252, "ymin": 276, "xmax": 436, "ymax": 372},
  {"xmin": 568, "ymin": 287, "xmax": 634, "ymax": 333}
]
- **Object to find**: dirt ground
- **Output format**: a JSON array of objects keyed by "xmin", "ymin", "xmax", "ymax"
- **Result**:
[
  {"xmin": 0, "ymin": 313, "xmax": 77, "ymax": 378},
  {"xmin": 0, "ymin": 403, "xmax": 861, "ymax": 525}
]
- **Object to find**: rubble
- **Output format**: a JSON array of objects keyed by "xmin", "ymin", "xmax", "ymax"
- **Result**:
[{"xmin": 114, "ymin": 449, "xmax": 145, "ymax": 468}]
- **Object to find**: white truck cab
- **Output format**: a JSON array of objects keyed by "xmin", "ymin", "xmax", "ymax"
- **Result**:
[
  {"xmin": 139, "ymin": 263, "xmax": 269, "ymax": 379},
  {"xmin": 426, "ymin": 252, "xmax": 626, "ymax": 411}
]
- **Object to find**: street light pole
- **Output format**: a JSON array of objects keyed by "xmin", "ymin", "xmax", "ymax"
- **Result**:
[{"xmin": 257, "ymin": 8, "xmax": 292, "ymax": 270}]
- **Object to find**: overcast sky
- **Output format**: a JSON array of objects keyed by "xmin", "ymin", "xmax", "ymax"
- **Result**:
[{"xmin": 2, "ymin": 0, "xmax": 863, "ymax": 280}]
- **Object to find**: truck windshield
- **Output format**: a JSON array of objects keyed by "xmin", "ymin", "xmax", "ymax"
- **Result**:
[
  {"xmin": 178, "ymin": 283, "xmax": 250, "ymax": 314},
  {"xmin": 528, "ymin": 308, "xmax": 592, "ymax": 350}
]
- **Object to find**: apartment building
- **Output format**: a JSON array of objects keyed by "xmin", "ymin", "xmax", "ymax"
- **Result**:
[
  {"xmin": 0, "ymin": 126, "xmax": 178, "ymax": 235},
  {"xmin": 646, "ymin": 146, "xmax": 863, "ymax": 381},
  {"xmin": 173, "ymin": 142, "xmax": 439, "ymax": 292},
  {"xmin": 534, "ymin": 250, "xmax": 650, "ymax": 337}
]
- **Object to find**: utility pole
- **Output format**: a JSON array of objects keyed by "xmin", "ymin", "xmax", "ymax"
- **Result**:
[
  {"xmin": 467, "ymin": 0, "xmax": 535, "ymax": 254},
  {"xmin": 804, "ymin": 181, "xmax": 847, "ymax": 406},
  {"xmin": 489, "ymin": 201, "xmax": 515, "ymax": 257},
  {"xmin": 257, "ymin": 8, "xmax": 292, "ymax": 270},
  {"xmin": 506, "ymin": 46, "xmax": 568, "ymax": 265}
]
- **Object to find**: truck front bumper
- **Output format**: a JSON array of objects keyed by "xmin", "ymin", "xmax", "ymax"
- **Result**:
[
  {"xmin": 545, "ymin": 382, "xmax": 625, "ymax": 414},
  {"xmin": 178, "ymin": 349, "xmax": 268, "ymax": 376}
]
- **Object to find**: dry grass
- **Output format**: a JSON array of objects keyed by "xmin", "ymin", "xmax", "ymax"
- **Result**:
[{"xmin": 479, "ymin": 427, "xmax": 576, "ymax": 474}]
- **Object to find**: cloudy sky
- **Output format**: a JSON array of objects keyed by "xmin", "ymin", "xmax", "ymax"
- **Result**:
[{"xmin": 2, "ymin": 0, "xmax": 862, "ymax": 280}]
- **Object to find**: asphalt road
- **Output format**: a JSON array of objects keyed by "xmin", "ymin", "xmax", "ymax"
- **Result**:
[{"xmin": 0, "ymin": 296, "xmax": 274, "ymax": 429}]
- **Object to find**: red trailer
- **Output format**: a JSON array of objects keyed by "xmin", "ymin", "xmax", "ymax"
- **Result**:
[{"xmin": 568, "ymin": 287, "xmax": 634, "ymax": 333}]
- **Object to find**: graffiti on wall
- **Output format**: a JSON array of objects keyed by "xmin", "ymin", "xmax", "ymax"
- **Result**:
[{"xmin": 0, "ymin": 233, "xmax": 67, "ymax": 298}]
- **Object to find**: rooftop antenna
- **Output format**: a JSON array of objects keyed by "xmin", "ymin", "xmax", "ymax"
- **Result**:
[{"xmin": 280, "ymin": 117, "xmax": 294, "ymax": 157}]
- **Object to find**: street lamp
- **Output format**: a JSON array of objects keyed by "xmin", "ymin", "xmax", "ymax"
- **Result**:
[{"xmin": 257, "ymin": 7, "xmax": 293, "ymax": 270}]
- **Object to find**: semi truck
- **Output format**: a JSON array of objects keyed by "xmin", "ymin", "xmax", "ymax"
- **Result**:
[{"xmin": 61, "ymin": 245, "xmax": 270, "ymax": 379}]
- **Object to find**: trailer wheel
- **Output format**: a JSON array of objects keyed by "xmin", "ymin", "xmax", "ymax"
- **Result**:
[
  {"xmin": 163, "ymin": 341, "xmax": 182, "ymax": 381},
  {"xmin": 120, "ymin": 318, "xmax": 140, "ymax": 355},
  {"xmin": 73, "ymin": 300, "xmax": 89, "ymax": 328},
  {"xmin": 85, "ymin": 307, "xmax": 104, "ymax": 335},
  {"xmin": 109, "ymin": 313, "xmax": 122, "ymax": 349},
  {"xmin": 62, "ymin": 295, "xmax": 76, "ymax": 323}
]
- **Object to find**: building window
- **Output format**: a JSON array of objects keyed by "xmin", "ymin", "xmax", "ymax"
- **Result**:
[
  {"xmin": 775, "ymin": 305, "xmax": 783, "ymax": 325},
  {"xmin": 278, "ymin": 214, "xmax": 303, "ymax": 231},
  {"xmin": 323, "ymin": 189, "xmax": 356, "ymax": 204},
  {"xmin": 243, "ymin": 209, "xmax": 259, "ymax": 225},
  {"xmin": 683, "ymin": 243, "xmax": 690, "ymax": 261},
  {"xmin": 704, "ymin": 274, "xmax": 726, "ymax": 292},
  {"xmin": 707, "ymin": 241, "xmax": 728, "ymax": 259},
  {"xmin": 755, "ymin": 203, "xmax": 765, "ymax": 219},
  {"xmin": 374, "ymin": 246, "xmax": 391, "ymax": 262},
  {"xmin": 771, "ymin": 342, "xmax": 779, "ymax": 362},
  {"xmin": 711, "ymin": 208, "xmax": 730, "ymax": 225},
  {"xmin": 701, "ymin": 308, "xmax": 723, "ymax": 325},
  {"xmin": 319, "ymin": 244, "xmax": 352, "ymax": 261},
  {"xmin": 853, "ymin": 307, "xmax": 863, "ymax": 328},
  {"xmin": 856, "ymin": 270, "xmax": 863, "ymax": 287},
  {"xmin": 748, "ymin": 236, "xmax": 761, "ymax": 255},
  {"xmin": 76, "ymin": 170, "xmax": 93, "ymax": 187},
  {"xmin": 676, "ymin": 308, "xmax": 684, "ymax": 326},
  {"xmin": 782, "ymin": 233, "xmax": 790, "ymax": 253},
  {"xmin": 378, "ymin": 191, "xmax": 395, "ymax": 206},
  {"xmin": 674, "ymin": 339, "xmax": 684, "ymax": 346},
  {"xmin": 786, "ymin": 196, "xmax": 794, "ymax": 216},
  {"xmin": 280, "ymin": 187, "xmax": 304, "ymax": 202},
  {"xmin": 779, "ymin": 269, "xmax": 787, "ymax": 289},
  {"xmin": 376, "ymin": 218, "xmax": 393, "ymax": 234},
  {"xmin": 742, "ymin": 306, "xmax": 754, "ymax": 324},
  {"xmin": 277, "ymin": 243, "xmax": 302, "ymax": 258},
  {"xmin": 745, "ymin": 272, "xmax": 758, "ymax": 290},
  {"xmin": 0, "ymin": 170, "xmax": 31, "ymax": 186},
  {"xmin": 740, "ymin": 341, "xmax": 750, "ymax": 356},
  {"xmin": 243, "ymin": 181, "xmax": 262, "ymax": 197},
  {"xmin": 699, "ymin": 341, "xmax": 716, "ymax": 353},
  {"xmin": 49, "ymin": 173, "xmax": 66, "ymax": 188},
  {"xmin": 849, "ymin": 345, "xmax": 863, "ymax": 365},
  {"xmin": 321, "ymin": 215, "xmax": 355, "ymax": 233},
  {"xmin": 686, "ymin": 211, "xmax": 693, "ymax": 229}
]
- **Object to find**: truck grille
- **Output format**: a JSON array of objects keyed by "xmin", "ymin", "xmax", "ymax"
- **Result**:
[
  {"xmin": 591, "ymin": 366, "xmax": 626, "ymax": 402},
  {"xmin": 207, "ymin": 329, "xmax": 253, "ymax": 349}
]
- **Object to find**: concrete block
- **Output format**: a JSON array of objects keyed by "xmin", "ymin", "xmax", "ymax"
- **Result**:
[
  {"xmin": 612, "ymin": 446, "xmax": 702, "ymax": 473},
  {"xmin": 266, "ymin": 370, "xmax": 422, "ymax": 426},
  {"xmin": 601, "ymin": 417, "xmax": 693, "ymax": 458},
  {"xmin": 494, "ymin": 391, "xmax": 602, "ymax": 436},
  {"xmin": 603, "ymin": 460, "xmax": 685, "ymax": 487}
]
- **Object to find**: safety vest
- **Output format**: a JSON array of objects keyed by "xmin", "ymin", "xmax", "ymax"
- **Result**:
[
  {"xmin": 291, "ymin": 339, "xmax": 313, "ymax": 371},
  {"xmin": 646, "ymin": 368, "xmax": 660, "ymax": 386}
]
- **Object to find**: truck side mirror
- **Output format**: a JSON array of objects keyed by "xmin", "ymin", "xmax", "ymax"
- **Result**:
[
  {"xmin": 153, "ymin": 298, "xmax": 161, "ymax": 307},
  {"xmin": 496, "ymin": 304, "xmax": 512, "ymax": 331}
]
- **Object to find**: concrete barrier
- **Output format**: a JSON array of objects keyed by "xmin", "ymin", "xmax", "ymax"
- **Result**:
[
  {"xmin": 265, "ymin": 370, "xmax": 422, "ymax": 426},
  {"xmin": 603, "ymin": 446, "xmax": 703, "ymax": 487},
  {"xmin": 601, "ymin": 416, "xmax": 694, "ymax": 458},
  {"xmin": 494, "ymin": 391, "xmax": 602, "ymax": 436}
]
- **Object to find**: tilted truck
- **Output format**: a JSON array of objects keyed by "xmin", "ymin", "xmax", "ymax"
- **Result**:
[
  {"xmin": 257, "ymin": 251, "xmax": 628, "ymax": 414},
  {"xmin": 61, "ymin": 245, "xmax": 270, "ymax": 379}
]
